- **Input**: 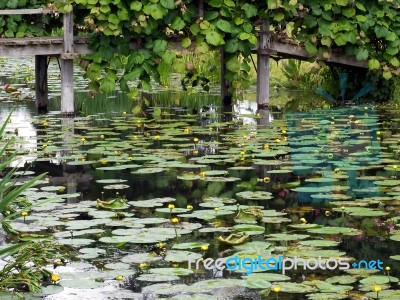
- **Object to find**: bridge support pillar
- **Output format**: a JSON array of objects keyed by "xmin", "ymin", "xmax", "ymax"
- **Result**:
[
  {"xmin": 35, "ymin": 55, "xmax": 48, "ymax": 113},
  {"xmin": 221, "ymin": 49, "xmax": 232, "ymax": 105},
  {"xmin": 61, "ymin": 11, "xmax": 74, "ymax": 116},
  {"xmin": 257, "ymin": 21, "xmax": 270, "ymax": 109}
]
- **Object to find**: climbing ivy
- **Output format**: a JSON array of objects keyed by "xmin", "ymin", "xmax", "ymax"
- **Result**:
[{"xmin": 2, "ymin": 1, "xmax": 400, "ymax": 98}]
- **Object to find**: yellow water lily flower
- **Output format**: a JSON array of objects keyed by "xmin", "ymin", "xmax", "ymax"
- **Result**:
[
  {"xmin": 373, "ymin": 285, "xmax": 381, "ymax": 292},
  {"xmin": 168, "ymin": 204, "xmax": 175, "ymax": 210},
  {"xmin": 187, "ymin": 205, "xmax": 193, "ymax": 210},
  {"xmin": 51, "ymin": 273, "xmax": 60, "ymax": 282},
  {"xmin": 115, "ymin": 275, "xmax": 124, "ymax": 281},
  {"xmin": 171, "ymin": 217, "xmax": 179, "ymax": 224}
]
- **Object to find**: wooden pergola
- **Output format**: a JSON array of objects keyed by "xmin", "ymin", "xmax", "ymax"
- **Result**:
[{"xmin": 0, "ymin": 8, "xmax": 368, "ymax": 115}]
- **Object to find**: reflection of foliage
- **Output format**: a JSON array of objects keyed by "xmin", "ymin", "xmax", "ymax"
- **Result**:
[{"xmin": 181, "ymin": 72, "xmax": 210, "ymax": 92}]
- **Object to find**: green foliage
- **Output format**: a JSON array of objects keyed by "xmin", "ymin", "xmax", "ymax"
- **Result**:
[
  {"xmin": 10, "ymin": 0, "xmax": 400, "ymax": 97},
  {"xmin": 0, "ymin": 112, "xmax": 62, "ymax": 293},
  {"xmin": 0, "ymin": 1, "xmax": 60, "ymax": 38},
  {"xmin": 0, "ymin": 242, "xmax": 60, "ymax": 292}
]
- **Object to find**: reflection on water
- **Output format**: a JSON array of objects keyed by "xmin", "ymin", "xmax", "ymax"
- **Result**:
[{"xmin": 1, "ymin": 79, "xmax": 400, "ymax": 298}]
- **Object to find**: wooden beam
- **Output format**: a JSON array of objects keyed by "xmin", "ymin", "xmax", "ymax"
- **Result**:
[
  {"xmin": 0, "ymin": 37, "xmax": 91, "ymax": 57},
  {"xmin": 258, "ymin": 39, "xmax": 368, "ymax": 68},
  {"xmin": 0, "ymin": 8, "xmax": 54, "ymax": 15},
  {"xmin": 61, "ymin": 12, "xmax": 74, "ymax": 115},
  {"xmin": 256, "ymin": 21, "xmax": 270, "ymax": 108},
  {"xmin": 35, "ymin": 55, "xmax": 48, "ymax": 113}
]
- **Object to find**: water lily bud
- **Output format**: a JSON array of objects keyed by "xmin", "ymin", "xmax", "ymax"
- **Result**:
[
  {"xmin": 193, "ymin": 137, "xmax": 199, "ymax": 143},
  {"xmin": 115, "ymin": 275, "xmax": 124, "ymax": 281},
  {"xmin": 168, "ymin": 204, "xmax": 175, "ymax": 210},
  {"xmin": 263, "ymin": 177, "xmax": 270, "ymax": 183},
  {"xmin": 171, "ymin": 217, "xmax": 179, "ymax": 224},
  {"xmin": 187, "ymin": 205, "xmax": 193, "ymax": 210},
  {"xmin": 139, "ymin": 263, "xmax": 147, "ymax": 270},
  {"xmin": 201, "ymin": 245, "xmax": 209, "ymax": 251},
  {"xmin": 385, "ymin": 266, "xmax": 391, "ymax": 271},
  {"xmin": 273, "ymin": 286, "xmax": 281, "ymax": 293}
]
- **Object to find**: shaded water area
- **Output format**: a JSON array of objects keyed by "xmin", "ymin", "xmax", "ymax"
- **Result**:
[{"xmin": 1, "ymin": 60, "xmax": 400, "ymax": 299}]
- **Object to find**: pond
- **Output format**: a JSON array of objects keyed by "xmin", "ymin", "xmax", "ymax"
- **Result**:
[{"xmin": 1, "ymin": 60, "xmax": 400, "ymax": 300}]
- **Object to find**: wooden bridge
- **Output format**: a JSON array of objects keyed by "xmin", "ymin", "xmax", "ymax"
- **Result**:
[{"xmin": 0, "ymin": 8, "xmax": 368, "ymax": 115}]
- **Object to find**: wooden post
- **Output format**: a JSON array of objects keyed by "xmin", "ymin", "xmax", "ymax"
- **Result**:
[
  {"xmin": 198, "ymin": 0, "xmax": 204, "ymax": 19},
  {"xmin": 61, "ymin": 11, "xmax": 74, "ymax": 115},
  {"xmin": 257, "ymin": 21, "xmax": 270, "ymax": 109},
  {"xmin": 35, "ymin": 55, "xmax": 48, "ymax": 113},
  {"xmin": 220, "ymin": 49, "xmax": 232, "ymax": 105}
]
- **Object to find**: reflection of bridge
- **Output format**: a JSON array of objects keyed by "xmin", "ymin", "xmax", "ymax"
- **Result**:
[{"xmin": 0, "ymin": 8, "xmax": 368, "ymax": 115}]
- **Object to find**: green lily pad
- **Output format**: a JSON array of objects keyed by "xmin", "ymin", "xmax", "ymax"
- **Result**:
[
  {"xmin": 233, "ymin": 224, "xmax": 265, "ymax": 235},
  {"xmin": 149, "ymin": 268, "xmax": 193, "ymax": 276},
  {"xmin": 299, "ymin": 240, "xmax": 340, "ymax": 247},
  {"xmin": 172, "ymin": 242, "xmax": 210, "ymax": 250},
  {"xmin": 236, "ymin": 191, "xmax": 273, "ymax": 200},
  {"xmin": 307, "ymin": 227, "xmax": 362, "ymax": 236},
  {"xmin": 136, "ymin": 274, "xmax": 180, "ymax": 282},
  {"xmin": 164, "ymin": 250, "xmax": 202, "ymax": 263}
]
